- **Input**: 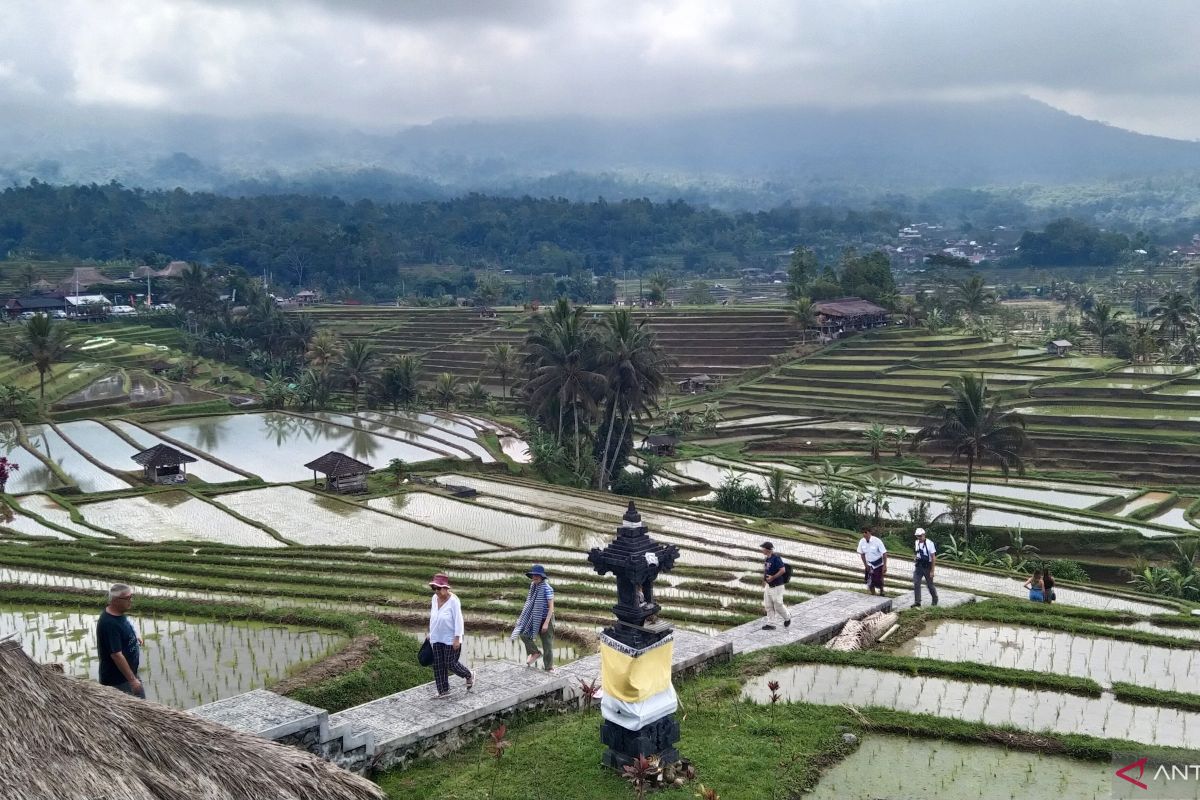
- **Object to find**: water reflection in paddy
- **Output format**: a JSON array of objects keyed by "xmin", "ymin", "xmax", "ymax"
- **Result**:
[
  {"xmin": 149, "ymin": 412, "xmax": 447, "ymax": 481},
  {"xmin": 106, "ymin": 420, "xmax": 245, "ymax": 483},
  {"xmin": 23, "ymin": 424, "xmax": 130, "ymax": 493},
  {"xmin": 743, "ymin": 663, "xmax": 1200, "ymax": 749}
]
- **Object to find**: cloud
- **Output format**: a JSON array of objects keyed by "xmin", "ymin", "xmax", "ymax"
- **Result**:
[{"xmin": 2, "ymin": 0, "xmax": 1199, "ymax": 138}]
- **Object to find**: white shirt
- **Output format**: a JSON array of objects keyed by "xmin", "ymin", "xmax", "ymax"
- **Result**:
[
  {"xmin": 429, "ymin": 593, "xmax": 465, "ymax": 645},
  {"xmin": 857, "ymin": 537, "xmax": 888, "ymax": 565},
  {"xmin": 915, "ymin": 539, "xmax": 937, "ymax": 560}
]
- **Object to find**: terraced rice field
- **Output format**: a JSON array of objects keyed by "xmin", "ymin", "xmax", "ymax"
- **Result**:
[
  {"xmin": 76, "ymin": 491, "xmax": 284, "ymax": 547},
  {"xmin": 0, "ymin": 607, "xmax": 343, "ymax": 708}
]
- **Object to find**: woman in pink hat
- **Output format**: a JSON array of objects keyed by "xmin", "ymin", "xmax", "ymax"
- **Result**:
[{"xmin": 428, "ymin": 574, "xmax": 474, "ymax": 698}]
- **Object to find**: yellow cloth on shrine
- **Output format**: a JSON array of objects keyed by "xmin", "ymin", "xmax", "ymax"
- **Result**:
[{"xmin": 599, "ymin": 640, "xmax": 674, "ymax": 703}]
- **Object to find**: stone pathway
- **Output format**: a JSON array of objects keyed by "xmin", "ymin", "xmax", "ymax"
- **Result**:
[
  {"xmin": 193, "ymin": 589, "xmax": 977, "ymax": 773},
  {"xmin": 889, "ymin": 587, "xmax": 977, "ymax": 611}
]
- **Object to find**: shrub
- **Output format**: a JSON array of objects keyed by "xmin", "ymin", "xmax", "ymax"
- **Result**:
[
  {"xmin": 1045, "ymin": 559, "xmax": 1090, "ymax": 583},
  {"xmin": 713, "ymin": 473, "xmax": 765, "ymax": 515}
]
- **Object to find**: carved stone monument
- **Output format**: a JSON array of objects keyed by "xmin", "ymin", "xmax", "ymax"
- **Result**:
[{"xmin": 587, "ymin": 501, "xmax": 681, "ymax": 769}]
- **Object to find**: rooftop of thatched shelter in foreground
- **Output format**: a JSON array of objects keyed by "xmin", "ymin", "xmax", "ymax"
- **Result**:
[{"xmin": 0, "ymin": 639, "xmax": 384, "ymax": 800}]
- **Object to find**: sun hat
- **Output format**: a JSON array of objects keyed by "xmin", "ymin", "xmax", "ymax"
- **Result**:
[
  {"xmin": 914, "ymin": 528, "xmax": 927, "ymax": 537},
  {"xmin": 429, "ymin": 573, "xmax": 451, "ymax": 589},
  {"xmin": 525, "ymin": 564, "xmax": 548, "ymax": 579}
]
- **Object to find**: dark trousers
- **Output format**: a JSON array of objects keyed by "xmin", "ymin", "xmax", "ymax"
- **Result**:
[
  {"xmin": 913, "ymin": 562, "xmax": 938, "ymax": 606},
  {"xmin": 432, "ymin": 642, "xmax": 472, "ymax": 694}
]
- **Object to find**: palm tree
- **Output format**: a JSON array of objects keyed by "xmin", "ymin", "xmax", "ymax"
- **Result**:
[
  {"xmin": 764, "ymin": 468, "xmax": 794, "ymax": 512},
  {"xmin": 464, "ymin": 380, "xmax": 489, "ymax": 408},
  {"xmin": 1130, "ymin": 281, "xmax": 1154, "ymax": 317},
  {"xmin": 790, "ymin": 297, "xmax": 818, "ymax": 341},
  {"xmin": 646, "ymin": 272, "xmax": 672, "ymax": 305},
  {"xmin": 338, "ymin": 339, "xmax": 376, "ymax": 409},
  {"xmin": 169, "ymin": 262, "xmax": 219, "ymax": 313},
  {"xmin": 372, "ymin": 356, "xmax": 421, "ymax": 410},
  {"xmin": 1131, "ymin": 322, "xmax": 1160, "ymax": 364},
  {"xmin": 10, "ymin": 314, "xmax": 71, "ymax": 399},
  {"xmin": 863, "ymin": 422, "xmax": 887, "ymax": 462},
  {"xmin": 296, "ymin": 368, "xmax": 335, "ymax": 410},
  {"xmin": 593, "ymin": 309, "xmax": 671, "ymax": 489},
  {"xmin": 915, "ymin": 374, "xmax": 1031, "ymax": 547},
  {"xmin": 1151, "ymin": 291, "xmax": 1198, "ymax": 342},
  {"xmin": 1081, "ymin": 300, "xmax": 1125, "ymax": 356},
  {"xmin": 485, "ymin": 343, "xmax": 519, "ymax": 398},
  {"xmin": 305, "ymin": 330, "xmax": 341, "ymax": 372},
  {"xmin": 891, "ymin": 426, "xmax": 911, "ymax": 458},
  {"xmin": 433, "ymin": 372, "xmax": 461, "ymax": 408},
  {"xmin": 952, "ymin": 275, "xmax": 996, "ymax": 317},
  {"xmin": 524, "ymin": 303, "xmax": 605, "ymax": 466},
  {"xmin": 1172, "ymin": 329, "xmax": 1200, "ymax": 365}
]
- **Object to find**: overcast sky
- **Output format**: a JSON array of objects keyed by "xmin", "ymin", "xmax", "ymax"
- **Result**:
[{"xmin": 4, "ymin": 0, "xmax": 1199, "ymax": 140}]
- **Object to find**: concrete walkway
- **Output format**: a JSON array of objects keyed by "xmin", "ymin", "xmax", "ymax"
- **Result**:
[{"xmin": 193, "ymin": 588, "xmax": 974, "ymax": 773}]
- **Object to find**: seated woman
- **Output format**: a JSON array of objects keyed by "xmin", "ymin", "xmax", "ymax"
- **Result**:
[{"xmin": 1023, "ymin": 569, "xmax": 1045, "ymax": 603}]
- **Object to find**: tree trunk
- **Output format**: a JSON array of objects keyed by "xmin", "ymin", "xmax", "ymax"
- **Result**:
[
  {"xmin": 964, "ymin": 453, "xmax": 975, "ymax": 549},
  {"xmin": 598, "ymin": 399, "xmax": 619, "ymax": 490},
  {"xmin": 38, "ymin": 367, "xmax": 46, "ymax": 399}
]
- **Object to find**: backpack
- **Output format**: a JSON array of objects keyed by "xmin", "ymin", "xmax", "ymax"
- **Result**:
[{"xmin": 782, "ymin": 563, "xmax": 793, "ymax": 584}]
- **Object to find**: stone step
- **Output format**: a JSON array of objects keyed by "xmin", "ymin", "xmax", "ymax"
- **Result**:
[
  {"xmin": 888, "ymin": 587, "xmax": 977, "ymax": 611},
  {"xmin": 716, "ymin": 589, "xmax": 892, "ymax": 656}
]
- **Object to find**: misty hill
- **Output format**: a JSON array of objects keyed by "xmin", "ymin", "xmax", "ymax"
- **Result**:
[{"xmin": 4, "ymin": 96, "xmax": 1200, "ymax": 208}]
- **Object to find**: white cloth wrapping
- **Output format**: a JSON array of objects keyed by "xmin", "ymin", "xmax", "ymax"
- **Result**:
[{"xmin": 600, "ymin": 684, "xmax": 678, "ymax": 730}]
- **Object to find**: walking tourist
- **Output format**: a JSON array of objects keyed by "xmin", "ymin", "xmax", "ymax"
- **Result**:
[
  {"xmin": 759, "ymin": 542, "xmax": 791, "ymax": 631},
  {"xmin": 857, "ymin": 527, "xmax": 888, "ymax": 596},
  {"xmin": 511, "ymin": 564, "xmax": 555, "ymax": 671},
  {"xmin": 96, "ymin": 583, "xmax": 144, "ymax": 698},
  {"xmin": 1024, "ymin": 569, "xmax": 1045, "ymax": 603},
  {"xmin": 912, "ymin": 527, "xmax": 939, "ymax": 607},
  {"xmin": 428, "ymin": 573, "xmax": 474, "ymax": 698}
]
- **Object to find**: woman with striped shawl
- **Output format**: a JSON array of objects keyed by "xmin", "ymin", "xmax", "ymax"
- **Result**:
[{"xmin": 510, "ymin": 564, "xmax": 555, "ymax": 671}]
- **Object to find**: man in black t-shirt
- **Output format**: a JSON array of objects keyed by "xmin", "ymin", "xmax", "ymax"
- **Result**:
[
  {"xmin": 760, "ymin": 541, "xmax": 791, "ymax": 631},
  {"xmin": 96, "ymin": 583, "xmax": 144, "ymax": 699}
]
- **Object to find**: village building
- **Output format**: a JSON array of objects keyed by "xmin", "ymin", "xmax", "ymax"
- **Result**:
[
  {"xmin": 305, "ymin": 451, "xmax": 373, "ymax": 493},
  {"xmin": 3, "ymin": 296, "xmax": 68, "ymax": 317},
  {"xmin": 812, "ymin": 297, "xmax": 890, "ymax": 338},
  {"xmin": 132, "ymin": 443, "xmax": 197, "ymax": 484},
  {"xmin": 64, "ymin": 294, "xmax": 113, "ymax": 319},
  {"xmin": 294, "ymin": 290, "xmax": 319, "ymax": 306}
]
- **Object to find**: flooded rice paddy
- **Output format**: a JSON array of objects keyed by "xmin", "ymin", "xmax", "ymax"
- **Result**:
[
  {"xmin": 1, "ymin": 607, "xmax": 344, "ymax": 708},
  {"xmin": 148, "ymin": 412, "xmax": 447, "ymax": 481},
  {"xmin": 743, "ymin": 663, "xmax": 1200, "ymax": 749},
  {"xmin": 896, "ymin": 620, "xmax": 1200, "ymax": 692},
  {"xmin": 218, "ymin": 485, "xmax": 491, "ymax": 550},
  {"xmin": 800, "ymin": 734, "xmax": 1112, "ymax": 800},
  {"xmin": 106, "ymin": 420, "xmax": 246, "ymax": 483},
  {"xmin": 77, "ymin": 491, "xmax": 284, "ymax": 546},
  {"xmin": 23, "ymin": 424, "xmax": 130, "ymax": 492}
]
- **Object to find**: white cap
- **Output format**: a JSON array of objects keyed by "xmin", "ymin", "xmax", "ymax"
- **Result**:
[{"xmin": 914, "ymin": 528, "xmax": 927, "ymax": 537}]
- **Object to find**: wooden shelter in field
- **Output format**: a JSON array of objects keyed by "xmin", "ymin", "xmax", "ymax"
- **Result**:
[
  {"xmin": 131, "ymin": 443, "xmax": 197, "ymax": 484},
  {"xmin": 305, "ymin": 451, "xmax": 373, "ymax": 493},
  {"xmin": 1047, "ymin": 339, "xmax": 1074, "ymax": 357},
  {"xmin": 677, "ymin": 374, "xmax": 715, "ymax": 394},
  {"xmin": 0, "ymin": 639, "xmax": 385, "ymax": 800},
  {"xmin": 643, "ymin": 434, "xmax": 680, "ymax": 457}
]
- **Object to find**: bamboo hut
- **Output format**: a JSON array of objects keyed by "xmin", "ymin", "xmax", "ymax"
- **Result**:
[
  {"xmin": 304, "ymin": 451, "xmax": 373, "ymax": 493},
  {"xmin": 0, "ymin": 639, "xmax": 385, "ymax": 800}
]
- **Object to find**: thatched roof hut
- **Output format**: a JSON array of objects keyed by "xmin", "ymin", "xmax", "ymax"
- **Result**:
[
  {"xmin": 0, "ymin": 640, "xmax": 385, "ymax": 800},
  {"xmin": 305, "ymin": 451, "xmax": 373, "ymax": 493}
]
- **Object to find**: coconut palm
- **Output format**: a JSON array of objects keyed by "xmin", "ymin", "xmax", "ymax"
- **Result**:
[
  {"xmin": 464, "ymin": 380, "xmax": 489, "ymax": 408},
  {"xmin": 371, "ymin": 356, "xmax": 421, "ymax": 411},
  {"xmin": 169, "ymin": 262, "xmax": 219, "ymax": 314},
  {"xmin": 646, "ymin": 272, "xmax": 672, "ymax": 304},
  {"xmin": 524, "ymin": 304, "xmax": 605, "ymax": 466},
  {"xmin": 1171, "ymin": 329, "xmax": 1200, "ymax": 365},
  {"xmin": 790, "ymin": 297, "xmax": 818, "ymax": 340},
  {"xmin": 593, "ymin": 309, "xmax": 671, "ymax": 488},
  {"xmin": 891, "ymin": 426, "xmax": 911, "ymax": 458},
  {"xmin": 485, "ymin": 343, "xmax": 519, "ymax": 398},
  {"xmin": 305, "ymin": 330, "xmax": 341, "ymax": 372},
  {"xmin": 952, "ymin": 275, "xmax": 996, "ymax": 317},
  {"xmin": 764, "ymin": 468, "xmax": 794, "ymax": 512},
  {"xmin": 432, "ymin": 372, "xmax": 461, "ymax": 408},
  {"xmin": 1131, "ymin": 322, "xmax": 1160, "ymax": 364},
  {"xmin": 9, "ymin": 313, "xmax": 71, "ymax": 399},
  {"xmin": 863, "ymin": 422, "xmax": 887, "ymax": 462},
  {"xmin": 338, "ymin": 339, "xmax": 376, "ymax": 410},
  {"xmin": 1081, "ymin": 300, "xmax": 1125, "ymax": 356},
  {"xmin": 916, "ymin": 373, "xmax": 1032, "ymax": 546},
  {"xmin": 1151, "ymin": 291, "xmax": 1198, "ymax": 342}
]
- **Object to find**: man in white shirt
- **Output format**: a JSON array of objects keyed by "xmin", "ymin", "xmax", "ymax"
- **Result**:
[
  {"xmin": 912, "ymin": 528, "xmax": 939, "ymax": 607},
  {"xmin": 856, "ymin": 527, "xmax": 888, "ymax": 596}
]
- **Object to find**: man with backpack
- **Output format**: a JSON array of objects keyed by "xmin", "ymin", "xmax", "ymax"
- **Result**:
[{"xmin": 760, "ymin": 541, "xmax": 791, "ymax": 631}]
